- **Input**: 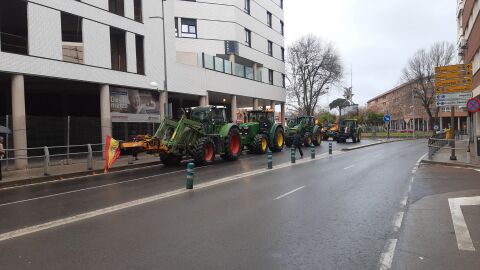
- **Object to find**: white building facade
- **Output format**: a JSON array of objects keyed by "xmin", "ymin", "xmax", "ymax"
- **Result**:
[{"xmin": 0, "ymin": 0, "xmax": 286, "ymax": 169}]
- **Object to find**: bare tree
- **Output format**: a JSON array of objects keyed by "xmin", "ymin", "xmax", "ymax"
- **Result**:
[
  {"xmin": 402, "ymin": 41, "xmax": 455, "ymax": 130},
  {"xmin": 286, "ymin": 35, "xmax": 343, "ymax": 116}
]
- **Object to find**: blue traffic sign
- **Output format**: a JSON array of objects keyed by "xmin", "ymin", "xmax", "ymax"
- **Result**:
[{"xmin": 384, "ymin": 115, "xmax": 391, "ymax": 122}]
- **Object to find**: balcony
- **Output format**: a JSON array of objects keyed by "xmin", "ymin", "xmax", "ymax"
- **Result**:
[{"xmin": 200, "ymin": 53, "xmax": 263, "ymax": 82}]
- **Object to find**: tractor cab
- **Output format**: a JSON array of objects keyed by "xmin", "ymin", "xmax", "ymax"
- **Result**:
[
  {"xmin": 246, "ymin": 110, "xmax": 275, "ymax": 132},
  {"xmin": 186, "ymin": 106, "xmax": 227, "ymax": 134}
]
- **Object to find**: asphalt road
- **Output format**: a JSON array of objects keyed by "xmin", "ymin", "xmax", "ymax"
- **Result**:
[{"xmin": 0, "ymin": 140, "xmax": 428, "ymax": 269}]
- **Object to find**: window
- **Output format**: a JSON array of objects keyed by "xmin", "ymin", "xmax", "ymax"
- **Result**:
[
  {"xmin": 280, "ymin": 21, "xmax": 284, "ymax": 35},
  {"xmin": 134, "ymin": 0, "xmax": 142, "ymax": 23},
  {"xmin": 268, "ymin": 41, "xmax": 273, "ymax": 56},
  {"xmin": 282, "ymin": 74, "xmax": 286, "ymax": 88},
  {"xmin": 280, "ymin": 0, "xmax": 283, "ymax": 9},
  {"xmin": 267, "ymin": 12, "xmax": 272, "ymax": 28},
  {"xmin": 268, "ymin": 69, "xmax": 274, "ymax": 85},
  {"xmin": 61, "ymin": 13, "xmax": 83, "ymax": 63},
  {"xmin": 110, "ymin": 27, "xmax": 127, "ymax": 71},
  {"xmin": 245, "ymin": 29, "xmax": 251, "ymax": 47},
  {"xmin": 244, "ymin": 0, "xmax": 250, "ymax": 14},
  {"xmin": 0, "ymin": 0, "xmax": 28, "ymax": 55},
  {"xmin": 281, "ymin": 47, "xmax": 285, "ymax": 61},
  {"xmin": 136, "ymin": 35, "xmax": 145, "ymax": 75},
  {"xmin": 109, "ymin": 0, "xmax": 124, "ymax": 16},
  {"xmin": 180, "ymin": 18, "xmax": 197, "ymax": 38}
]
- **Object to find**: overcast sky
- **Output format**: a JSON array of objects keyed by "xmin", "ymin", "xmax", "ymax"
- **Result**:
[{"xmin": 284, "ymin": 0, "xmax": 458, "ymax": 108}]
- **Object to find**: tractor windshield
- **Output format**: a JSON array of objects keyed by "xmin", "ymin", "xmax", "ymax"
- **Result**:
[
  {"xmin": 189, "ymin": 108, "xmax": 211, "ymax": 122},
  {"xmin": 247, "ymin": 112, "xmax": 272, "ymax": 123}
]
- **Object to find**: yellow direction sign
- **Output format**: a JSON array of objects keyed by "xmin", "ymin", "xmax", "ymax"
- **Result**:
[
  {"xmin": 435, "ymin": 70, "xmax": 472, "ymax": 80},
  {"xmin": 436, "ymin": 85, "xmax": 472, "ymax": 93},
  {"xmin": 435, "ymin": 64, "xmax": 472, "ymax": 73},
  {"xmin": 435, "ymin": 77, "xmax": 473, "ymax": 87}
]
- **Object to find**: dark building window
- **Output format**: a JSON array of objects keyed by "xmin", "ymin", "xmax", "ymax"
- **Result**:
[
  {"xmin": 0, "ymin": 0, "xmax": 28, "ymax": 55},
  {"xmin": 136, "ymin": 35, "xmax": 145, "ymax": 75},
  {"xmin": 245, "ymin": 0, "xmax": 250, "ymax": 14},
  {"xmin": 134, "ymin": 0, "xmax": 143, "ymax": 22},
  {"xmin": 110, "ymin": 27, "xmax": 127, "ymax": 71},
  {"xmin": 268, "ymin": 40, "xmax": 273, "ymax": 56},
  {"xmin": 61, "ymin": 13, "xmax": 83, "ymax": 63},
  {"xmin": 281, "ymin": 47, "xmax": 285, "ymax": 61},
  {"xmin": 269, "ymin": 69, "xmax": 274, "ymax": 85},
  {"xmin": 109, "ymin": 0, "xmax": 125, "ymax": 16},
  {"xmin": 267, "ymin": 11, "xmax": 272, "ymax": 28},
  {"xmin": 245, "ymin": 29, "xmax": 251, "ymax": 47},
  {"xmin": 280, "ymin": 20, "xmax": 284, "ymax": 35},
  {"xmin": 180, "ymin": 18, "xmax": 197, "ymax": 38},
  {"xmin": 282, "ymin": 74, "xmax": 285, "ymax": 87},
  {"xmin": 280, "ymin": 0, "xmax": 283, "ymax": 9}
]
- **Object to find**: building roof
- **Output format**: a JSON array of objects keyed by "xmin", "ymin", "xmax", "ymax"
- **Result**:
[{"xmin": 367, "ymin": 81, "xmax": 412, "ymax": 104}]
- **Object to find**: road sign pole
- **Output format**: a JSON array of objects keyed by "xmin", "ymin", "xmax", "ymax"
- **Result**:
[{"xmin": 450, "ymin": 106, "xmax": 457, "ymax": 161}]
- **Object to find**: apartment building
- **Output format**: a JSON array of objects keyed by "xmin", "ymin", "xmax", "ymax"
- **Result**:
[
  {"xmin": 367, "ymin": 82, "xmax": 469, "ymax": 131},
  {"xmin": 0, "ymin": 0, "xmax": 287, "ymax": 169},
  {"xmin": 457, "ymin": 0, "xmax": 480, "ymax": 156}
]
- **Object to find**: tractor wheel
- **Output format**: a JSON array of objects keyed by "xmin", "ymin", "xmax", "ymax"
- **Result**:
[
  {"xmin": 353, "ymin": 135, "xmax": 357, "ymax": 143},
  {"xmin": 250, "ymin": 134, "xmax": 269, "ymax": 154},
  {"xmin": 313, "ymin": 130, "xmax": 322, "ymax": 146},
  {"xmin": 303, "ymin": 132, "xmax": 313, "ymax": 147},
  {"xmin": 357, "ymin": 132, "xmax": 362, "ymax": 143},
  {"xmin": 192, "ymin": 137, "xmax": 216, "ymax": 166},
  {"xmin": 270, "ymin": 128, "xmax": 285, "ymax": 152},
  {"xmin": 160, "ymin": 154, "xmax": 182, "ymax": 166},
  {"xmin": 221, "ymin": 126, "xmax": 242, "ymax": 161},
  {"xmin": 285, "ymin": 136, "xmax": 293, "ymax": 147}
]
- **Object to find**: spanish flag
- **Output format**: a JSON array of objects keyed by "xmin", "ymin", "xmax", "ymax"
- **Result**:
[{"xmin": 105, "ymin": 135, "xmax": 121, "ymax": 173}]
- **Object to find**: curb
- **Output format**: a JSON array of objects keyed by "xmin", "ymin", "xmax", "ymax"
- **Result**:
[
  {"xmin": 0, "ymin": 160, "xmax": 162, "ymax": 189},
  {"xmin": 420, "ymin": 159, "xmax": 480, "ymax": 169},
  {"xmin": 341, "ymin": 138, "xmax": 415, "ymax": 151}
]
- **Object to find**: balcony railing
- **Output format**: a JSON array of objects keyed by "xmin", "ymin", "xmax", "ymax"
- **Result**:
[{"xmin": 201, "ymin": 53, "xmax": 262, "ymax": 82}]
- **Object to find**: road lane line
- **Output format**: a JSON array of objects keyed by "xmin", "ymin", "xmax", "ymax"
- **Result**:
[
  {"xmin": 273, "ymin": 186, "xmax": 306, "ymax": 200},
  {"xmin": 393, "ymin": 212, "xmax": 404, "ymax": 232},
  {"xmin": 475, "ymin": 169, "xmax": 480, "ymax": 173},
  {"xmin": 0, "ymin": 152, "xmax": 340, "ymax": 241},
  {"xmin": 343, "ymin": 165, "xmax": 355, "ymax": 170},
  {"xmin": 379, "ymin": 239, "xmax": 397, "ymax": 270},
  {"xmin": 448, "ymin": 197, "xmax": 479, "ymax": 251}
]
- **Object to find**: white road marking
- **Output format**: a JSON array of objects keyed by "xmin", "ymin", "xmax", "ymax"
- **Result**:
[
  {"xmin": 448, "ymin": 196, "xmax": 480, "ymax": 251},
  {"xmin": 274, "ymin": 186, "xmax": 306, "ymax": 200},
  {"xmin": 379, "ymin": 239, "xmax": 397, "ymax": 270},
  {"xmin": 343, "ymin": 165, "xmax": 355, "ymax": 170},
  {"xmin": 0, "ymin": 169, "xmax": 187, "ymax": 207},
  {"xmin": 393, "ymin": 212, "xmax": 404, "ymax": 232},
  {"xmin": 0, "ymin": 152, "xmax": 339, "ymax": 242},
  {"xmin": 416, "ymin": 153, "xmax": 428, "ymax": 166},
  {"xmin": 475, "ymin": 169, "xmax": 480, "ymax": 173}
]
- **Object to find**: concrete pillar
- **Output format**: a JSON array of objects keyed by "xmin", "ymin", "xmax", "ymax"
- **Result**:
[
  {"xmin": 281, "ymin": 103, "xmax": 285, "ymax": 125},
  {"xmin": 253, "ymin": 63, "xmax": 258, "ymax": 81},
  {"xmin": 458, "ymin": 117, "xmax": 461, "ymax": 131},
  {"xmin": 231, "ymin": 95, "xmax": 237, "ymax": 123},
  {"xmin": 253, "ymin": 98, "xmax": 259, "ymax": 110},
  {"xmin": 270, "ymin": 100, "xmax": 276, "ymax": 111},
  {"xmin": 199, "ymin": 95, "xmax": 208, "ymax": 106},
  {"xmin": 100, "ymin": 85, "xmax": 112, "ymax": 146},
  {"xmin": 11, "ymin": 74, "xmax": 28, "ymax": 169},
  {"xmin": 159, "ymin": 91, "xmax": 167, "ymax": 120},
  {"xmin": 440, "ymin": 117, "xmax": 443, "ymax": 130},
  {"xmin": 229, "ymin": 55, "xmax": 236, "ymax": 76}
]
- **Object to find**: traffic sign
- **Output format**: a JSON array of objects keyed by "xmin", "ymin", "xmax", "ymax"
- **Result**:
[
  {"xmin": 435, "ymin": 78, "xmax": 473, "ymax": 87},
  {"xmin": 383, "ymin": 115, "xmax": 391, "ymax": 122},
  {"xmin": 434, "ymin": 125, "xmax": 439, "ymax": 131},
  {"xmin": 436, "ymin": 85, "xmax": 472, "ymax": 93},
  {"xmin": 435, "ymin": 64, "xmax": 472, "ymax": 73},
  {"xmin": 467, "ymin": 98, "xmax": 480, "ymax": 113},
  {"xmin": 436, "ymin": 92, "xmax": 473, "ymax": 100},
  {"xmin": 436, "ymin": 100, "xmax": 469, "ymax": 107}
]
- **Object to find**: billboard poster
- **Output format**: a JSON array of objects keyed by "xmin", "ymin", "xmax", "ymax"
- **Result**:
[{"xmin": 110, "ymin": 87, "xmax": 160, "ymax": 123}]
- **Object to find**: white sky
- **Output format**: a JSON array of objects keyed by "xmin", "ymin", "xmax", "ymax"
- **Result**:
[{"xmin": 284, "ymin": 0, "xmax": 458, "ymax": 107}]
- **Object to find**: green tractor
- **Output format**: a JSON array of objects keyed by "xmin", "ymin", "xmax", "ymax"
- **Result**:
[
  {"xmin": 285, "ymin": 116, "xmax": 323, "ymax": 147},
  {"xmin": 336, "ymin": 119, "xmax": 362, "ymax": 143},
  {"xmin": 239, "ymin": 110, "xmax": 285, "ymax": 154},
  {"xmin": 155, "ymin": 106, "xmax": 242, "ymax": 166}
]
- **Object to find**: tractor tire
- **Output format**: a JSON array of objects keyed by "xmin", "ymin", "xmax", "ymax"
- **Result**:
[
  {"xmin": 352, "ymin": 135, "xmax": 357, "ymax": 143},
  {"xmin": 221, "ymin": 126, "xmax": 242, "ymax": 161},
  {"xmin": 303, "ymin": 132, "xmax": 313, "ymax": 147},
  {"xmin": 160, "ymin": 154, "xmax": 182, "ymax": 166},
  {"xmin": 191, "ymin": 137, "xmax": 216, "ymax": 166},
  {"xmin": 285, "ymin": 136, "xmax": 293, "ymax": 147},
  {"xmin": 250, "ymin": 134, "xmax": 268, "ymax": 154},
  {"xmin": 270, "ymin": 127, "xmax": 285, "ymax": 152},
  {"xmin": 357, "ymin": 133, "xmax": 361, "ymax": 143},
  {"xmin": 313, "ymin": 130, "xmax": 322, "ymax": 146}
]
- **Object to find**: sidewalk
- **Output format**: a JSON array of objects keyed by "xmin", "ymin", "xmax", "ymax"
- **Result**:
[
  {"xmin": 0, "ymin": 153, "xmax": 161, "ymax": 188},
  {"xmin": 423, "ymin": 140, "xmax": 480, "ymax": 168}
]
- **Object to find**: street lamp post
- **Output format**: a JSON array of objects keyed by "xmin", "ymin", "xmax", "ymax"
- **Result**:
[{"xmin": 411, "ymin": 89, "xmax": 415, "ymax": 138}]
